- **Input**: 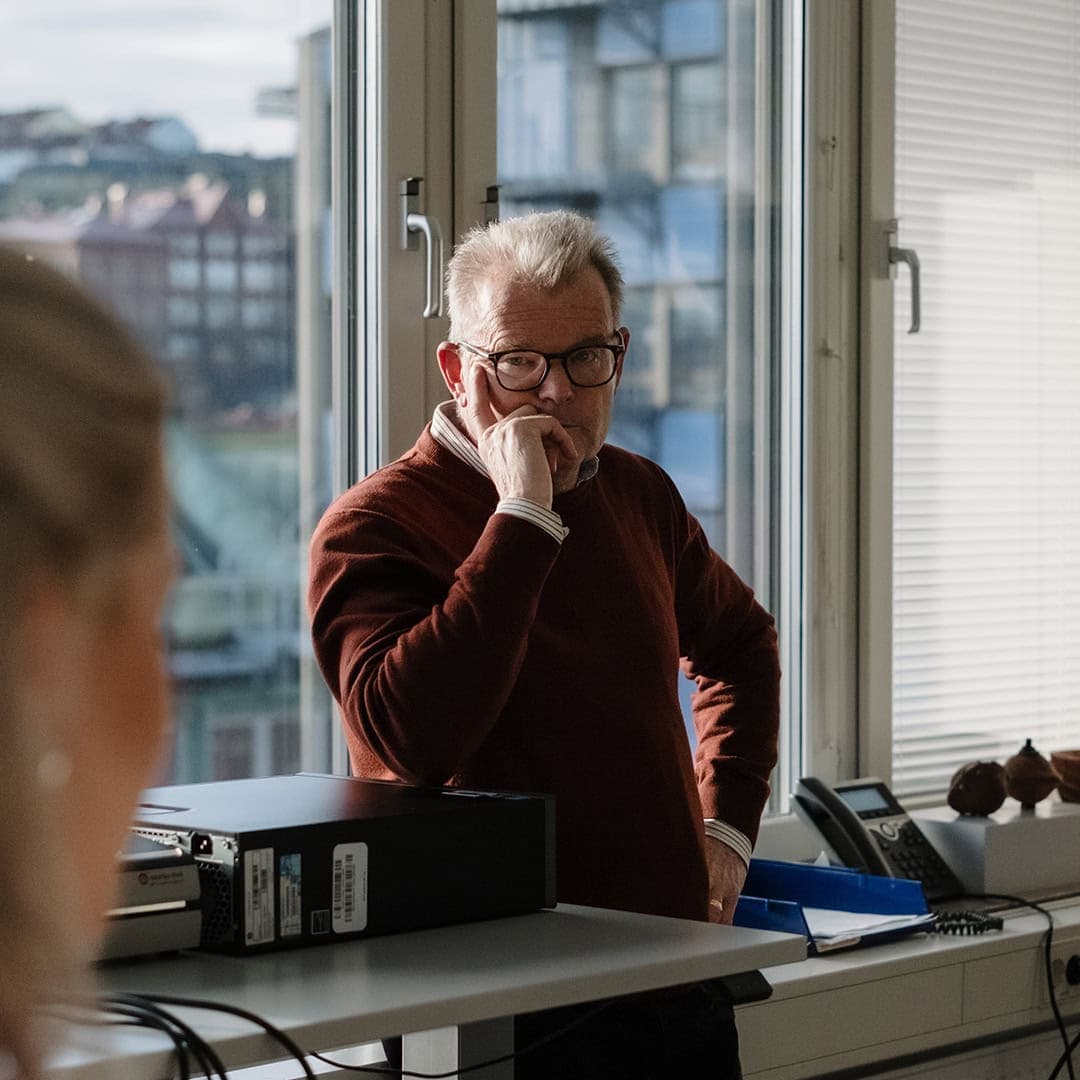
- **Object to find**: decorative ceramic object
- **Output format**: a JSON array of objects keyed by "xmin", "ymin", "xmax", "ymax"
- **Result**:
[
  {"xmin": 947, "ymin": 760, "xmax": 1006, "ymax": 816},
  {"xmin": 1003, "ymin": 739, "xmax": 1059, "ymax": 809},
  {"xmin": 1050, "ymin": 750, "xmax": 1080, "ymax": 802}
]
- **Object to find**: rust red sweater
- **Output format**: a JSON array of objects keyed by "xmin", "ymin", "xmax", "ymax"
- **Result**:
[{"xmin": 308, "ymin": 426, "xmax": 780, "ymax": 922}]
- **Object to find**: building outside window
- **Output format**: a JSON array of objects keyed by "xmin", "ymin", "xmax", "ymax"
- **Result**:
[
  {"xmin": 2, "ymin": 1, "xmax": 805, "ymax": 801},
  {"xmin": 0, "ymin": 2, "xmax": 334, "ymax": 784}
]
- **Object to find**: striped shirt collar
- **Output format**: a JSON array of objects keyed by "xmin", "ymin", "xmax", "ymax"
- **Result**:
[{"xmin": 430, "ymin": 401, "xmax": 600, "ymax": 485}]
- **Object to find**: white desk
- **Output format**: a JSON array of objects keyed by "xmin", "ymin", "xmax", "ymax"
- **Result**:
[{"xmin": 48, "ymin": 904, "xmax": 804, "ymax": 1079}]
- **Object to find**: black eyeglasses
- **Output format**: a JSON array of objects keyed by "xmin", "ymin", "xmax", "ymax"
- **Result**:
[{"xmin": 457, "ymin": 336, "xmax": 625, "ymax": 392}]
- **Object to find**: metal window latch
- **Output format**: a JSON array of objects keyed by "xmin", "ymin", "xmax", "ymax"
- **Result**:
[
  {"xmin": 400, "ymin": 177, "xmax": 445, "ymax": 319},
  {"xmin": 483, "ymin": 184, "xmax": 500, "ymax": 225},
  {"xmin": 883, "ymin": 218, "xmax": 921, "ymax": 334}
]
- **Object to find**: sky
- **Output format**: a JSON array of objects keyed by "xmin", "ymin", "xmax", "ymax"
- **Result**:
[{"xmin": 0, "ymin": 2, "xmax": 332, "ymax": 157}]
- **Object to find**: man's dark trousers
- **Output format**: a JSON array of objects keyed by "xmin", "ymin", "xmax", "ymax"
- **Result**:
[{"xmin": 382, "ymin": 979, "xmax": 741, "ymax": 1079}]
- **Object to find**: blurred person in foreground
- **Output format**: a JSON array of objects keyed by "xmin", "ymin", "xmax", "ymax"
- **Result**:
[
  {"xmin": 308, "ymin": 211, "xmax": 780, "ymax": 1079},
  {"xmin": 0, "ymin": 247, "xmax": 173, "ymax": 1079}
]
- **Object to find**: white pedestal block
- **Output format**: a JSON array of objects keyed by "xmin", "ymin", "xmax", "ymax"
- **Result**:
[{"xmin": 914, "ymin": 798, "xmax": 1080, "ymax": 896}]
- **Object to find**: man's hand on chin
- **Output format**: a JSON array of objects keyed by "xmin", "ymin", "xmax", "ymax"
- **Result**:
[
  {"xmin": 465, "ymin": 362, "xmax": 577, "ymax": 508},
  {"xmin": 705, "ymin": 836, "xmax": 748, "ymax": 926}
]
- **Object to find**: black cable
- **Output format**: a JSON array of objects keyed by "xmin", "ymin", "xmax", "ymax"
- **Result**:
[
  {"xmin": 106, "ymin": 1014, "xmax": 192, "ymax": 1080},
  {"xmin": 123, "ymin": 991, "xmax": 619, "ymax": 1079},
  {"xmin": 967, "ymin": 894, "xmax": 1074, "ymax": 1080},
  {"xmin": 105, "ymin": 997, "xmax": 226, "ymax": 1080},
  {"xmin": 111, "ymin": 992, "xmax": 317, "ymax": 1080},
  {"xmin": 1050, "ymin": 1021, "xmax": 1080, "ymax": 1080},
  {"xmin": 307, "ymin": 999, "xmax": 615, "ymax": 1078},
  {"xmin": 57, "ymin": 990, "xmax": 613, "ymax": 1080},
  {"xmin": 930, "ymin": 910, "xmax": 1003, "ymax": 935},
  {"xmin": 48, "ymin": 997, "xmax": 208, "ymax": 1080}
]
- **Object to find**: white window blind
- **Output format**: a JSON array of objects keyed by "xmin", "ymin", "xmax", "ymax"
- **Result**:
[{"xmin": 892, "ymin": 0, "xmax": 1080, "ymax": 798}]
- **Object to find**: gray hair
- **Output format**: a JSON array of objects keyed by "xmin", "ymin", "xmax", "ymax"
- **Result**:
[
  {"xmin": 0, "ymin": 247, "xmax": 166, "ymax": 1077},
  {"xmin": 446, "ymin": 210, "xmax": 625, "ymax": 340}
]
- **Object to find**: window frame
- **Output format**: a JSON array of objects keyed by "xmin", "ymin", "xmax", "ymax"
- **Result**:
[
  {"xmin": 340, "ymin": 0, "xmax": 1080, "ymax": 826},
  {"xmin": 800, "ymin": 0, "xmax": 865, "ymax": 788},
  {"xmin": 451, "ymin": 0, "xmax": 816, "ymax": 810},
  {"xmin": 857, "ymin": 0, "xmax": 897, "ymax": 785}
]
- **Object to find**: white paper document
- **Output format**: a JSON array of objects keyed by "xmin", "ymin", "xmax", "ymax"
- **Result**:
[{"xmin": 801, "ymin": 907, "xmax": 937, "ymax": 952}]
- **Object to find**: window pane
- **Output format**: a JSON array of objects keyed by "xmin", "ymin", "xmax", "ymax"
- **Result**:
[
  {"xmin": 670, "ymin": 284, "xmax": 723, "ymax": 409},
  {"xmin": 892, "ymin": 0, "xmax": 1080, "ymax": 797},
  {"xmin": 663, "ymin": 0, "xmax": 725, "ymax": 58},
  {"xmin": 0, "ymin": 2, "xmax": 335, "ymax": 783},
  {"xmin": 496, "ymin": 0, "xmax": 796, "ymax": 754},
  {"xmin": 672, "ymin": 61, "xmax": 725, "ymax": 180},
  {"xmin": 608, "ymin": 66, "xmax": 665, "ymax": 176}
]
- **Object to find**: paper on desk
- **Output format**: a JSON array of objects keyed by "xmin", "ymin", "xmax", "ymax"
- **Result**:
[{"xmin": 801, "ymin": 907, "xmax": 937, "ymax": 952}]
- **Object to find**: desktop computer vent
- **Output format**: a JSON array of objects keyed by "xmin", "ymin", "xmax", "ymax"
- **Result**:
[{"xmin": 194, "ymin": 860, "xmax": 232, "ymax": 946}]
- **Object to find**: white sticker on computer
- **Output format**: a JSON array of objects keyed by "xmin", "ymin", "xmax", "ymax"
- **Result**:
[
  {"xmin": 331, "ymin": 842, "xmax": 368, "ymax": 933},
  {"xmin": 244, "ymin": 847, "xmax": 275, "ymax": 946},
  {"xmin": 279, "ymin": 853, "xmax": 302, "ymax": 938}
]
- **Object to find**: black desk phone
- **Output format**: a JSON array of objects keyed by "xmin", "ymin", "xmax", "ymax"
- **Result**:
[{"xmin": 793, "ymin": 776, "xmax": 965, "ymax": 903}]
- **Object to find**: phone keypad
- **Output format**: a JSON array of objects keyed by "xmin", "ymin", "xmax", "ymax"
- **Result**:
[{"xmin": 867, "ymin": 818, "xmax": 961, "ymax": 901}]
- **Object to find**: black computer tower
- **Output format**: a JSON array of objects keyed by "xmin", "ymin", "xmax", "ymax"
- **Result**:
[{"xmin": 132, "ymin": 773, "xmax": 555, "ymax": 954}]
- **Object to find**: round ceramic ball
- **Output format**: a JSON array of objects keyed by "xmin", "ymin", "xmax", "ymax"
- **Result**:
[{"xmin": 947, "ymin": 761, "xmax": 1006, "ymax": 816}]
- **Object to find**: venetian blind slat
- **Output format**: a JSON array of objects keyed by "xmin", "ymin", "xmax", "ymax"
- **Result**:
[{"xmin": 892, "ymin": 0, "xmax": 1080, "ymax": 799}]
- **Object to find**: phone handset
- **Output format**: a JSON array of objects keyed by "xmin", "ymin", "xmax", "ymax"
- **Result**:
[
  {"xmin": 793, "ymin": 776, "xmax": 965, "ymax": 903},
  {"xmin": 793, "ymin": 777, "xmax": 892, "ymax": 876}
]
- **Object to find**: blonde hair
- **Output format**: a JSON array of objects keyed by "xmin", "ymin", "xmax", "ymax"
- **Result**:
[
  {"xmin": 445, "ymin": 210, "xmax": 625, "ymax": 341},
  {"xmin": 0, "ymin": 246, "xmax": 166, "ymax": 1076}
]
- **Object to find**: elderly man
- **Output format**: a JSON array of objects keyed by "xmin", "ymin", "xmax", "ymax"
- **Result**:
[{"xmin": 308, "ymin": 210, "xmax": 779, "ymax": 1079}]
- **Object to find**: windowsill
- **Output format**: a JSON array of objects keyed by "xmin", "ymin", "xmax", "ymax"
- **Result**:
[
  {"xmin": 754, "ymin": 811, "xmax": 832, "ymax": 863},
  {"xmin": 745, "ymin": 807, "xmax": 1080, "ymax": 1076},
  {"xmin": 736, "ymin": 894, "xmax": 1080, "ymax": 1078}
]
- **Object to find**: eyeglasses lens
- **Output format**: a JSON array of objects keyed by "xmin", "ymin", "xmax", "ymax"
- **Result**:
[
  {"xmin": 495, "ymin": 347, "xmax": 617, "ymax": 390},
  {"xmin": 567, "ymin": 347, "xmax": 615, "ymax": 386},
  {"xmin": 497, "ymin": 352, "xmax": 547, "ymax": 390}
]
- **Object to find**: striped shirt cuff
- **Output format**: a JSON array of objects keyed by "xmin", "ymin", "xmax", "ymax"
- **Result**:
[
  {"xmin": 704, "ymin": 819, "xmax": 752, "ymax": 868},
  {"xmin": 496, "ymin": 498, "xmax": 569, "ymax": 543}
]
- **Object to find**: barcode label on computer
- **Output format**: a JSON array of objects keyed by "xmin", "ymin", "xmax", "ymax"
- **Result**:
[
  {"xmin": 244, "ymin": 847, "xmax": 275, "ymax": 946},
  {"xmin": 279, "ymin": 853, "xmax": 302, "ymax": 938},
  {"xmin": 331, "ymin": 842, "xmax": 368, "ymax": 933}
]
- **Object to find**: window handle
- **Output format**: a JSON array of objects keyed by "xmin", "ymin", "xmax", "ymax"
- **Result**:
[
  {"xmin": 400, "ymin": 177, "xmax": 445, "ymax": 319},
  {"xmin": 883, "ymin": 218, "xmax": 920, "ymax": 334},
  {"xmin": 889, "ymin": 244, "xmax": 921, "ymax": 334},
  {"xmin": 483, "ymin": 184, "xmax": 500, "ymax": 224}
]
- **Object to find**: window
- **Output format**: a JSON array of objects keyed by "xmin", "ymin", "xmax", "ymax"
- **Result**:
[
  {"xmin": 608, "ymin": 66, "xmax": 665, "ymax": 177},
  {"xmin": 7, "ymin": 0, "xmax": 811, "ymax": 805},
  {"xmin": 167, "ymin": 333, "xmax": 200, "ymax": 360},
  {"xmin": 671, "ymin": 61, "xmax": 724, "ymax": 180},
  {"xmin": 205, "ymin": 231, "xmax": 237, "ymax": 257},
  {"xmin": 169, "ymin": 234, "xmax": 199, "ymax": 256},
  {"xmin": 242, "ymin": 258, "xmax": 281, "ymax": 291},
  {"xmin": 493, "ymin": 0, "xmax": 803, "ymax": 781},
  {"xmin": 212, "ymin": 726, "xmax": 254, "ymax": 781},
  {"xmin": 889, "ymin": 0, "xmax": 1080, "ymax": 798},
  {"xmin": 662, "ymin": 0, "xmax": 724, "ymax": 58},
  {"xmin": 206, "ymin": 258, "xmax": 238, "ymax": 291},
  {"xmin": 242, "ymin": 298, "xmax": 277, "ymax": 329},
  {"xmin": 243, "ymin": 234, "xmax": 280, "ymax": 257},
  {"xmin": 168, "ymin": 297, "xmax": 200, "ymax": 327},
  {"xmin": 169, "ymin": 257, "xmax": 201, "ymax": 289},
  {"xmin": 0, "ymin": 2, "xmax": 335, "ymax": 783},
  {"xmin": 669, "ymin": 285, "xmax": 723, "ymax": 409},
  {"xmin": 497, "ymin": 16, "xmax": 576, "ymax": 182},
  {"xmin": 206, "ymin": 296, "xmax": 237, "ymax": 329}
]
